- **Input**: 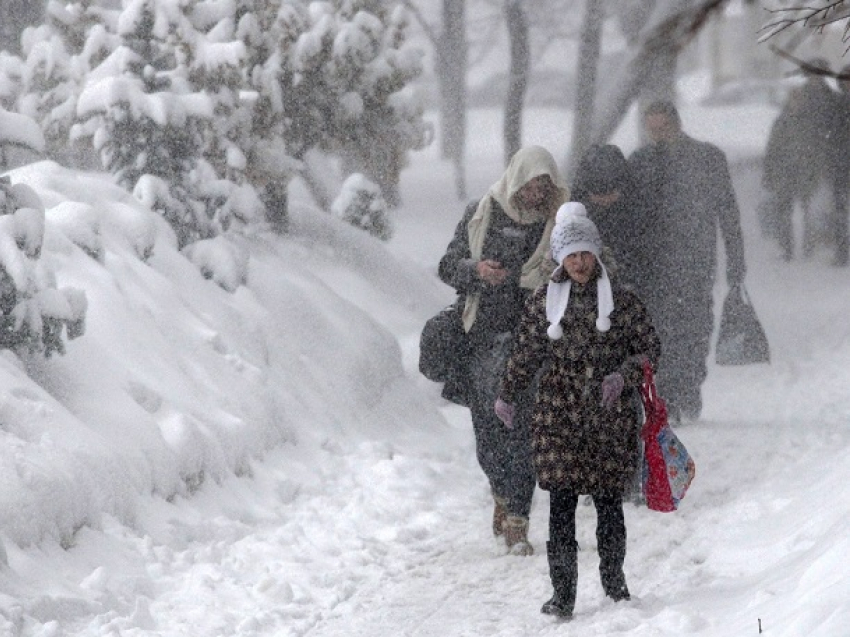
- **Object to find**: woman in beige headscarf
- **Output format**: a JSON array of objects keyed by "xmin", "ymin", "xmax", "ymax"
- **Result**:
[{"xmin": 438, "ymin": 146, "xmax": 569, "ymax": 555}]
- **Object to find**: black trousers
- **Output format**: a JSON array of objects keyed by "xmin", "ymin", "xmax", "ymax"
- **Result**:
[
  {"xmin": 548, "ymin": 490, "xmax": 626, "ymax": 562},
  {"xmin": 467, "ymin": 332, "xmax": 536, "ymax": 518},
  {"xmin": 652, "ymin": 290, "xmax": 713, "ymax": 421}
]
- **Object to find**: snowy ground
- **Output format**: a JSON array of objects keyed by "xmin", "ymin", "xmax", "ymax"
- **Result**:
[{"xmin": 0, "ymin": 98, "xmax": 847, "ymax": 637}]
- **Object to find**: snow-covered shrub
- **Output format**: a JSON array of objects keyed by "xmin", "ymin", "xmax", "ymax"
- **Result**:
[
  {"xmin": 132, "ymin": 174, "xmax": 209, "ymax": 250},
  {"xmin": 0, "ymin": 52, "xmax": 25, "ymax": 111},
  {"xmin": 48, "ymin": 201, "xmax": 103, "ymax": 261},
  {"xmin": 181, "ymin": 234, "xmax": 249, "ymax": 293},
  {"xmin": 331, "ymin": 172, "xmax": 392, "ymax": 241},
  {"xmin": 105, "ymin": 201, "xmax": 158, "ymax": 262},
  {"xmin": 0, "ymin": 177, "xmax": 87, "ymax": 357}
]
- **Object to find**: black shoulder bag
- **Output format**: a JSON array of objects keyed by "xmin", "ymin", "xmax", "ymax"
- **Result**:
[{"xmin": 418, "ymin": 302, "xmax": 471, "ymax": 406}]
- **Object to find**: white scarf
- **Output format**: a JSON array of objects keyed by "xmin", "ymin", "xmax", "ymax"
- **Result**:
[
  {"xmin": 545, "ymin": 262, "xmax": 614, "ymax": 339},
  {"xmin": 462, "ymin": 146, "xmax": 569, "ymax": 332}
]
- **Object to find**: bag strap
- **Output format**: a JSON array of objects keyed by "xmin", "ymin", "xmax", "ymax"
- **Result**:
[
  {"xmin": 641, "ymin": 359, "xmax": 658, "ymax": 413},
  {"xmin": 739, "ymin": 283, "xmax": 754, "ymax": 307}
]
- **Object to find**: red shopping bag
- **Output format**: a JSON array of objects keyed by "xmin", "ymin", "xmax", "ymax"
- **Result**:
[{"xmin": 640, "ymin": 361, "xmax": 696, "ymax": 512}]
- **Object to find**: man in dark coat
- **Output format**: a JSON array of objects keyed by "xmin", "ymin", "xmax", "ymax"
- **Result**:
[
  {"xmin": 832, "ymin": 64, "xmax": 850, "ymax": 267},
  {"xmin": 438, "ymin": 146, "xmax": 570, "ymax": 555},
  {"xmin": 762, "ymin": 59, "xmax": 844, "ymax": 261},
  {"xmin": 628, "ymin": 101, "xmax": 746, "ymax": 423},
  {"xmin": 496, "ymin": 202, "xmax": 661, "ymax": 618}
]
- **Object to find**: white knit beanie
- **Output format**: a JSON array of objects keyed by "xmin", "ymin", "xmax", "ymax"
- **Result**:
[{"xmin": 546, "ymin": 202, "xmax": 614, "ymax": 339}]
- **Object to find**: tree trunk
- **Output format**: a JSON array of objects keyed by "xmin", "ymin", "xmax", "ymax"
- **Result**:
[
  {"xmin": 262, "ymin": 181, "xmax": 289, "ymax": 234},
  {"xmin": 437, "ymin": 0, "xmax": 467, "ymax": 200},
  {"xmin": 566, "ymin": 1, "xmax": 605, "ymax": 181},
  {"xmin": 589, "ymin": 0, "xmax": 727, "ymax": 147},
  {"xmin": 504, "ymin": 0, "xmax": 529, "ymax": 166},
  {"xmin": 637, "ymin": 47, "xmax": 677, "ymax": 144}
]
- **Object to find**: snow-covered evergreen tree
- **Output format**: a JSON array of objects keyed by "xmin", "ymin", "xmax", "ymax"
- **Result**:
[
  {"xmin": 0, "ymin": 174, "xmax": 87, "ymax": 358},
  {"xmin": 273, "ymin": 0, "xmax": 431, "ymax": 207},
  {"xmin": 178, "ymin": 0, "xmax": 266, "ymax": 237},
  {"xmin": 73, "ymin": 0, "xmax": 215, "ymax": 248},
  {"xmin": 235, "ymin": 0, "xmax": 305, "ymax": 229},
  {"xmin": 16, "ymin": 23, "xmax": 76, "ymax": 162},
  {"xmin": 0, "ymin": 53, "xmax": 26, "ymax": 117},
  {"xmin": 330, "ymin": 2, "xmax": 432, "ymax": 207},
  {"xmin": 13, "ymin": 0, "xmax": 430, "ymax": 246},
  {"xmin": 15, "ymin": 0, "xmax": 119, "ymax": 167}
]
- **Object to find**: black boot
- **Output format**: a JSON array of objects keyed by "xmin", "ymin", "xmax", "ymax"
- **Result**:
[
  {"xmin": 600, "ymin": 563, "xmax": 630, "ymax": 601},
  {"xmin": 599, "ymin": 538, "xmax": 630, "ymax": 601},
  {"xmin": 541, "ymin": 541, "xmax": 576, "ymax": 618},
  {"xmin": 597, "ymin": 498, "xmax": 631, "ymax": 602}
]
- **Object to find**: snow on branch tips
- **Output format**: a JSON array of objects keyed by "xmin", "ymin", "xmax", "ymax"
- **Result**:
[{"xmin": 332, "ymin": 173, "xmax": 392, "ymax": 241}]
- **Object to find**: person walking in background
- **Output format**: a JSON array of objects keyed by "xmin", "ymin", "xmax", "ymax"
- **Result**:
[
  {"xmin": 761, "ymin": 58, "xmax": 844, "ymax": 262},
  {"xmin": 628, "ymin": 100, "xmax": 746, "ymax": 424},
  {"xmin": 831, "ymin": 63, "xmax": 850, "ymax": 267},
  {"xmin": 438, "ymin": 146, "xmax": 569, "ymax": 555},
  {"xmin": 495, "ymin": 203, "xmax": 660, "ymax": 618},
  {"xmin": 571, "ymin": 144, "xmax": 647, "ymax": 294}
]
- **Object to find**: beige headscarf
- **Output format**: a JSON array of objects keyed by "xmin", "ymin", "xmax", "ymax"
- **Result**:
[{"xmin": 463, "ymin": 146, "xmax": 570, "ymax": 332}]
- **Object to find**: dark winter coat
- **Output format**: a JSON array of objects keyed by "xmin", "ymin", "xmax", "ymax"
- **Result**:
[
  {"xmin": 628, "ymin": 134, "xmax": 746, "ymax": 326},
  {"xmin": 763, "ymin": 78, "xmax": 844, "ymax": 198},
  {"xmin": 438, "ymin": 199, "xmax": 547, "ymax": 345},
  {"xmin": 571, "ymin": 145, "xmax": 647, "ymax": 293},
  {"xmin": 829, "ymin": 87, "xmax": 850, "ymax": 191},
  {"xmin": 499, "ymin": 270, "xmax": 661, "ymax": 494}
]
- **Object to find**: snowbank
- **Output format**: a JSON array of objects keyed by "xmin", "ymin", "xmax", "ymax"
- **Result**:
[{"xmin": 0, "ymin": 161, "xmax": 448, "ymax": 549}]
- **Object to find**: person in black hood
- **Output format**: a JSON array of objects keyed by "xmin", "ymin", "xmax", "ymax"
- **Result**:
[{"xmin": 571, "ymin": 144, "xmax": 648, "ymax": 296}]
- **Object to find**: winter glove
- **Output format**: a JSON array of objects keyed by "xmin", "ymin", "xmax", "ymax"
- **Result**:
[
  {"xmin": 494, "ymin": 397, "xmax": 516, "ymax": 428},
  {"xmin": 601, "ymin": 372, "xmax": 625, "ymax": 410}
]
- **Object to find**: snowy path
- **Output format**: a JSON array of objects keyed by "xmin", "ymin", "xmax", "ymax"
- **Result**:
[{"xmin": 7, "ymin": 388, "xmax": 846, "ymax": 636}]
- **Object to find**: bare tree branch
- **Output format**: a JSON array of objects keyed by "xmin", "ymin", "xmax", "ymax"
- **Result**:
[
  {"xmin": 589, "ymin": 0, "xmax": 730, "ymax": 145},
  {"xmin": 643, "ymin": 0, "xmax": 729, "ymax": 53},
  {"xmin": 769, "ymin": 43, "xmax": 850, "ymax": 77},
  {"xmin": 759, "ymin": 1, "xmax": 850, "ymax": 46}
]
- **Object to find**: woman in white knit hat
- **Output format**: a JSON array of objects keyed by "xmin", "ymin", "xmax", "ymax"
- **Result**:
[{"xmin": 495, "ymin": 202, "xmax": 661, "ymax": 619}]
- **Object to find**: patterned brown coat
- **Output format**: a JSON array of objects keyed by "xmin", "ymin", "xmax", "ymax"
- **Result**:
[{"xmin": 499, "ymin": 272, "xmax": 661, "ymax": 494}]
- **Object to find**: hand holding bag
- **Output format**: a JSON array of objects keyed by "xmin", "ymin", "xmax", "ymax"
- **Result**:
[
  {"xmin": 640, "ymin": 361, "xmax": 696, "ymax": 512},
  {"xmin": 715, "ymin": 283, "xmax": 770, "ymax": 365}
]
